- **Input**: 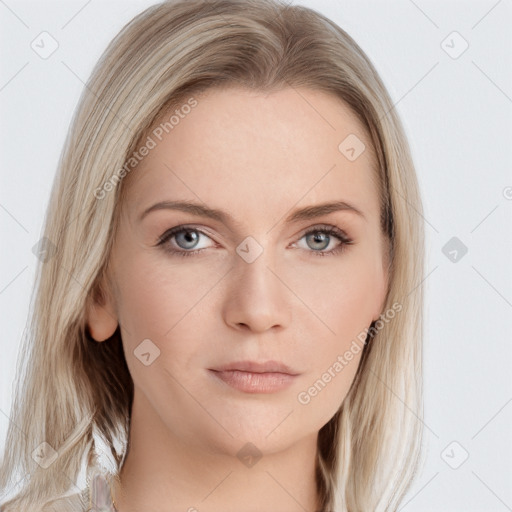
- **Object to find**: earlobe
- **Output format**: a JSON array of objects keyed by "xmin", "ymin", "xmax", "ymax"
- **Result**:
[{"xmin": 85, "ymin": 280, "xmax": 118, "ymax": 342}]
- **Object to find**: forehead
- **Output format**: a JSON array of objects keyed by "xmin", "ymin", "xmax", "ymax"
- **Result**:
[{"xmin": 122, "ymin": 86, "xmax": 380, "ymax": 224}]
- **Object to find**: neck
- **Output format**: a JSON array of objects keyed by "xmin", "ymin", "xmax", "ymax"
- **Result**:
[{"xmin": 112, "ymin": 389, "xmax": 320, "ymax": 512}]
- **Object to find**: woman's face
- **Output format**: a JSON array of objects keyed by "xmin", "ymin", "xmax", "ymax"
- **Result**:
[{"xmin": 89, "ymin": 86, "xmax": 388, "ymax": 457}]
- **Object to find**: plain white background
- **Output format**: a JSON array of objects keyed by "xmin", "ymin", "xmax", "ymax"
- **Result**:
[{"xmin": 1, "ymin": 0, "xmax": 511, "ymax": 510}]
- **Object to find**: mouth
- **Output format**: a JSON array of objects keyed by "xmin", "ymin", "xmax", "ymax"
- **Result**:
[{"xmin": 208, "ymin": 360, "xmax": 300, "ymax": 394}]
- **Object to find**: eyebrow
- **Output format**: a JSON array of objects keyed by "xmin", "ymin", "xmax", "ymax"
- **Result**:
[{"xmin": 138, "ymin": 199, "xmax": 366, "ymax": 226}]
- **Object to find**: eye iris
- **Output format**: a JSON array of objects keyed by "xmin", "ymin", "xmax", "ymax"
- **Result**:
[
  {"xmin": 176, "ymin": 229, "xmax": 199, "ymax": 249},
  {"xmin": 306, "ymin": 232, "xmax": 329, "ymax": 251}
]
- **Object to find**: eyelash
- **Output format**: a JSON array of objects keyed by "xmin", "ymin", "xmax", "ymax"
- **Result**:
[{"xmin": 156, "ymin": 224, "xmax": 353, "ymax": 258}]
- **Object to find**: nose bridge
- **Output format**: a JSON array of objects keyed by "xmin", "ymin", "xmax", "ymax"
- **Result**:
[
  {"xmin": 236, "ymin": 239, "xmax": 274, "ymax": 292},
  {"xmin": 223, "ymin": 235, "xmax": 291, "ymax": 332}
]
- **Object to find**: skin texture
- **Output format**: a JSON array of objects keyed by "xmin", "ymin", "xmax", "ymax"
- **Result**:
[{"xmin": 86, "ymin": 86, "xmax": 389, "ymax": 512}]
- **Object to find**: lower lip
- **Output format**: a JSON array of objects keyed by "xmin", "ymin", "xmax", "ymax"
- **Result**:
[{"xmin": 209, "ymin": 369, "xmax": 297, "ymax": 393}]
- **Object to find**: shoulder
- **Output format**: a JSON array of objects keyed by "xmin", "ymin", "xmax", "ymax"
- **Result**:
[{"xmin": 41, "ymin": 472, "xmax": 115, "ymax": 512}]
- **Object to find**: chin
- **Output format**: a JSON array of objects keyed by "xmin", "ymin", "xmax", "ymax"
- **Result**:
[{"xmin": 195, "ymin": 413, "xmax": 312, "ymax": 458}]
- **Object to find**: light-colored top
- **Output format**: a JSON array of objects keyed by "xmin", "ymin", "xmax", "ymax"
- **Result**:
[{"xmin": 41, "ymin": 473, "xmax": 117, "ymax": 512}]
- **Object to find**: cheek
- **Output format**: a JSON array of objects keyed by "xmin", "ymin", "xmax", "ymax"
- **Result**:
[
  {"xmin": 289, "ymin": 249, "xmax": 381, "ymax": 410},
  {"xmin": 112, "ymin": 249, "xmax": 230, "ymax": 393},
  {"xmin": 113, "ymin": 249, "xmax": 223, "ymax": 338},
  {"xmin": 288, "ymin": 251, "xmax": 381, "ymax": 341},
  {"xmin": 112, "ymin": 258, "xmax": 204, "ymax": 403},
  {"xmin": 330, "ymin": 234, "xmax": 385, "ymax": 330}
]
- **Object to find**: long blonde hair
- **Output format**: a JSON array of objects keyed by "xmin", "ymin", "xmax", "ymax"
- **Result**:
[{"xmin": 0, "ymin": 1, "xmax": 425, "ymax": 510}]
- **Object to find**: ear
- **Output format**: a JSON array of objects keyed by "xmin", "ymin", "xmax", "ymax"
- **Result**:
[{"xmin": 85, "ymin": 275, "xmax": 118, "ymax": 342}]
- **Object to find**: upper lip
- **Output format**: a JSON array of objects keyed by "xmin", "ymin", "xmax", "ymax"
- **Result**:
[{"xmin": 210, "ymin": 360, "xmax": 299, "ymax": 375}]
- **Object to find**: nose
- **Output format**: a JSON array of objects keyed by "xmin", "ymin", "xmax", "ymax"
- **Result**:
[{"xmin": 222, "ymin": 246, "xmax": 292, "ymax": 333}]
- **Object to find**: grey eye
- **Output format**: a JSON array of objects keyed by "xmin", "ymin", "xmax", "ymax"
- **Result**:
[
  {"xmin": 305, "ymin": 232, "xmax": 331, "ymax": 251},
  {"xmin": 175, "ymin": 229, "xmax": 201, "ymax": 249}
]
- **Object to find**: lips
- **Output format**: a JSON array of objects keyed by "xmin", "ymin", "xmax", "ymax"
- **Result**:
[
  {"xmin": 208, "ymin": 360, "xmax": 300, "ymax": 394},
  {"xmin": 210, "ymin": 360, "xmax": 299, "ymax": 375}
]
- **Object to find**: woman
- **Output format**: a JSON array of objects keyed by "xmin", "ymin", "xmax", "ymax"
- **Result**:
[{"xmin": 0, "ymin": 0, "xmax": 425, "ymax": 510}]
